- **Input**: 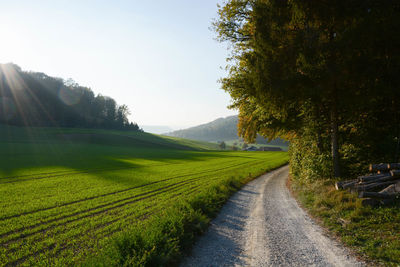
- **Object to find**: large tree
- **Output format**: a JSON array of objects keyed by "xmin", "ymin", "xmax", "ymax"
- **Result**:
[{"xmin": 214, "ymin": 0, "xmax": 400, "ymax": 178}]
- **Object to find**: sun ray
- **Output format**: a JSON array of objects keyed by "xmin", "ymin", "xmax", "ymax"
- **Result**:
[
  {"xmin": 1, "ymin": 64, "xmax": 58, "ymax": 127},
  {"xmin": 0, "ymin": 64, "xmax": 66, "ymax": 155}
]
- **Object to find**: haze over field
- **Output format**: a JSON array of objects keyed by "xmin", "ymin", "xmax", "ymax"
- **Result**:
[{"xmin": 141, "ymin": 125, "xmax": 175, "ymax": 134}]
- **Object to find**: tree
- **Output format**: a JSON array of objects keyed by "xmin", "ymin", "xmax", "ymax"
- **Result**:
[
  {"xmin": 214, "ymin": 0, "xmax": 400, "ymax": 179},
  {"xmin": 219, "ymin": 141, "xmax": 226, "ymax": 150},
  {"xmin": 117, "ymin": 104, "xmax": 130, "ymax": 128}
]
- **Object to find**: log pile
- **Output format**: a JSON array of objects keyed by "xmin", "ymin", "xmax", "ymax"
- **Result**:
[{"xmin": 335, "ymin": 163, "xmax": 400, "ymax": 206}]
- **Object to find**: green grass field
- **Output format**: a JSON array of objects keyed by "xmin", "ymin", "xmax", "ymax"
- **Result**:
[
  {"xmin": 0, "ymin": 125, "xmax": 288, "ymax": 265},
  {"xmin": 223, "ymin": 139, "xmax": 288, "ymax": 151}
]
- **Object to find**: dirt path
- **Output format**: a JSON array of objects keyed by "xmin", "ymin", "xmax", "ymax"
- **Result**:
[{"xmin": 181, "ymin": 165, "xmax": 364, "ymax": 267}]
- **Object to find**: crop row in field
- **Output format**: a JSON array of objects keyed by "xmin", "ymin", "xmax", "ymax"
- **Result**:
[{"xmin": 0, "ymin": 148, "xmax": 288, "ymax": 266}]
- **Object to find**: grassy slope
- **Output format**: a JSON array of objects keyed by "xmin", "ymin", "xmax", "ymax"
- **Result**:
[
  {"xmin": 0, "ymin": 125, "xmax": 288, "ymax": 266},
  {"xmin": 0, "ymin": 124, "xmax": 220, "ymax": 150},
  {"xmin": 291, "ymin": 177, "xmax": 400, "ymax": 266}
]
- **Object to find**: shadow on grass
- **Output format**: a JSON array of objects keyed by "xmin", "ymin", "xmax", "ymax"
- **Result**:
[{"xmin": 0, "ymin": 127, "xmax": 246, "ymax": 185}]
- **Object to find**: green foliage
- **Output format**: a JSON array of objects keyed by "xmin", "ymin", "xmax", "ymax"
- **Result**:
[
  {"xmin": 289, "ymin": 136, "xmax": 331, "ymax": 182},
  {"xmin": 0, "ymin": 125, "xmax": 288, "ymax": 265},
  {"xmin": 214, "ymin": 0, "xmax": 400, "ymax": 180},
  {"xmin": 89, "ymin": 204, "xmax": 209, "ymax": 267}
]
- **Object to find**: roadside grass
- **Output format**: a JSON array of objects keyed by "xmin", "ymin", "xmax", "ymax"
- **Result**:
[
  {"xmin": 86, "ymin": 161, "xmax": 287, "ymax": 267},
  {"xmin": 0, "ymin": 124, "xmax": 289, "ymax": 265},
  {"xmin": 290, "ymin": 177, "xmax": 400, "ymax": 266}
]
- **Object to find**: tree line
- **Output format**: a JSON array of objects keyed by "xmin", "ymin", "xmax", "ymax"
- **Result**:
[
  {"xmin": 0, "ymin": 63, "xmax": 140, "ymax": 131},
  {"xmin": 214, "ymin": 0, "xmax": 400, "ymax": 179}
]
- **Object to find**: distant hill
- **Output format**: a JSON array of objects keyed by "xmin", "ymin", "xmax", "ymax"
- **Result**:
[
  {"xmin": 165, "ymin": 116, "xmax": 238, "ymax": 141},
  {"xmin": 164, "ymin": 115, "xmax": 288, "ymax": 147}
]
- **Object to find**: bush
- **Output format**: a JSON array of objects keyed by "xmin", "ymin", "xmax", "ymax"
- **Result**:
[{"xmin": 289, "ymin": 135, "xmax": 332, "ymax": 182}]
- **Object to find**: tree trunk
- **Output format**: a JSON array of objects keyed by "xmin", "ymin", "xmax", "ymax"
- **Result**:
[
  {"xmin": 359, "ymin": 191, "xmax": 399, "ymax": 199},
  {"xmin": 328, "ymin": 28, "xmax": 340, "ymax": 178},
  {"xmin": 331, "ymin": 101, "xmax": 340, "ymax": 178},
  {"xmin": 315, "ymin": 106, "xmax": 324, "ymax": 153},
  {"xmin": 369, "ymin": 163, "xmax": 390, "ymax": 172}
]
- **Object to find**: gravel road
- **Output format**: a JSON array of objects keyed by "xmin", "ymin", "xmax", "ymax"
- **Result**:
[{"xmin": 181, "ymin": 165, "xmax": 364, "ymax": 267}]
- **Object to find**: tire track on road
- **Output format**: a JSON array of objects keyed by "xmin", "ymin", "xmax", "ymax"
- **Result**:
[{"xmin": 182, "ymin": 166, "xmax": 364, "ymax": 267}]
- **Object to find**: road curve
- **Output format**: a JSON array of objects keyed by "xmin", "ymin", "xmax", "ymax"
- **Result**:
[{"xmin": 181, "ymin": 165, "xmax": 364, "ymax": 267}]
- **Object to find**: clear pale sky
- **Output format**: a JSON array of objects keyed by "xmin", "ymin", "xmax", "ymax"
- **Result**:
[{"xmin": 0, "ymin": 0, "xmax": 237, "ymax": 129}]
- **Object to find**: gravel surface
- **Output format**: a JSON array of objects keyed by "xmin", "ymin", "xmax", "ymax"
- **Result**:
[{"xmin": 181, "ymin": 165, "xmax": 364, "ymax": 267}]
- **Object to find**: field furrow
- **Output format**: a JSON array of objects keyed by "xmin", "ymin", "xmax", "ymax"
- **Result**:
[
  {"xmin": 0, "ymin": 159, "xmax": 256, "ymax": 222},
  {"xmin": 2, "ymin": 180, "xmax": 206, "ymax": 265},
  {"xmin": 0, "ymin": 137, "xmax": 288, "ymax": 266}
]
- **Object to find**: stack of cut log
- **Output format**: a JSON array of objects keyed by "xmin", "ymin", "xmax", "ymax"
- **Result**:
[{"xmin": 335, "ymin": 163, "xmax": 400, "ymax": 206}]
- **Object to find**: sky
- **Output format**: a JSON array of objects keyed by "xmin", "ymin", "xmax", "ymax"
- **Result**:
[{"xmin": 0, "ymin": 0, "xmax": 237, "ymax": 130}]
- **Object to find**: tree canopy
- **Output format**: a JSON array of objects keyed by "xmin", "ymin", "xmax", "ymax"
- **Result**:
[
  {"xmin": 214, "ymin": 0, "xmax": 400, "ymax": 179},
  {"xmin": 0, "ymin": 63, "xmax": 140, "ymax": 131}
]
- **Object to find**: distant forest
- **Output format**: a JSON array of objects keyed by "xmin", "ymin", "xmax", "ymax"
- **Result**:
[
  {"xmin": 0, "ymin": 63, "xmax": 140, "ymax": 131},
  {"xmin": 165, "ymin": 115, "xmax": 288, "ymax": 146}
]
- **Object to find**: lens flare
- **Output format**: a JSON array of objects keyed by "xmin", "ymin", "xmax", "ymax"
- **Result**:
[{"xmin": 0, "ymin": 63, "xmax": 57, "ymax": 126}]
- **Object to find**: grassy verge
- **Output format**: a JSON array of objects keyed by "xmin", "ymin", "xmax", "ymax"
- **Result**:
[
  {"xmin": 86, "ymin": 163, "xmax": 288, "ymax": 267},
  {"xmin": 290, "ymin": 176, "xmax": 400, "ymax": 266}
]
